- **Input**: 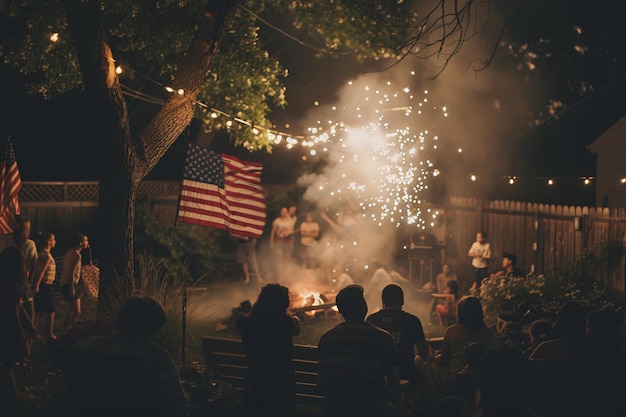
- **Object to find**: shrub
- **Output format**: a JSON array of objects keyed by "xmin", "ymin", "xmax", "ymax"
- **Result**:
[
  {"xmin": 134, "ymin": 209, "xmax": 236, "ymax": 282},
  {"xmin": 480, "ymin": 271, "xmax": 621, "ymax": 319}
]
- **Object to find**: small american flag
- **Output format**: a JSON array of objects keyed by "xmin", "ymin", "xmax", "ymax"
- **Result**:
[
  {"xmin": 177, "ymin": 143, "xmax": 266, "ymax": 238},
  {"xmin": 0, "ymin": 137, "xmax": 22, "ymax": 236}
]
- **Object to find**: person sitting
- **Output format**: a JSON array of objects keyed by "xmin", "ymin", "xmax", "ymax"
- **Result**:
[
  {"xmin": 74, "ymin": 296, "xmax": 187, "ymax": 417},
  {"xmin": 366, "ymin": 284, "xmax": 429, "ymax": 390},
  {"xmin": 431, "ymin": 280, "xmax": 459, "ymax": 327},
  {"xmin": 522, "ymin": 319, "xmax": 552, "ymax": 358},
  {"xmin": 439, "ymin": 341, "xmax": 488, "ymax": 417},
  {"xmin": 318, "ymin": 285, "xmax": 402, "ymax": 417},
  {"xmin": 529, "ymin": 301, "xmax": 588, "ymax": 363},
  {"xmin": 236, "ymin": 284, "xmax": 300, "ymax": 417},
  {"xmin": 489, "ymin": 252, "xmax": 523, "ymax": 281},
  {"xmin": 417, "ymin": 296, "xmax": 500, "ymax": 401},
  {"xmin": 474, "ymin": 347, "xmax": 534, "ymax": 417}
]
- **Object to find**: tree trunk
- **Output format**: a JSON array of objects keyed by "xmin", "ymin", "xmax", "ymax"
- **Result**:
[{"xmin": 65, "ymin": 0, "xmax": 240, "ymax": 314}]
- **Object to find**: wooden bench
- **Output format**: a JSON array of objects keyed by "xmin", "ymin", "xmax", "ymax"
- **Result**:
[
  {"xmin": 202, "ymin": 336, "xmax": 324, "ymax": 407},
  {"xmin": 201, "ymin": 335, "xmax": 444, "ymax": 410}
]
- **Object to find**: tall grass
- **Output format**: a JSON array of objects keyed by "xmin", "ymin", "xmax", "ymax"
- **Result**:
[{"xmin": 103, "ymin": 253, "xmax": 202, "ymax": 364}]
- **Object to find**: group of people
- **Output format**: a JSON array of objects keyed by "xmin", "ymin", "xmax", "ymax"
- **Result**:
[
  {"xmin": 234, "ymin": 272, "xmax": 625, "ymax": 417},
  {"xmin": 0, "ymin": 216, "xmax": 89, "ymax": 401}
]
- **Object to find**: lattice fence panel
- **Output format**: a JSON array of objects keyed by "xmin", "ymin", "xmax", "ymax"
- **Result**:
[
  {"xmin": 67, "ymin": 183, "xmax": 99, "ymax": 201},
  {"xmin": 20, "ymin": 183, "xmax": 65, "ymax": 202}
]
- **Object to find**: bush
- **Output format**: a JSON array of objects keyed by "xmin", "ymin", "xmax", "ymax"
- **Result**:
[
  {"xmin": 480, "ymin": 272, "xmax": 621, "ymax": 319},
  {"xmin": 134, "ymin": 209, "xmax": 236, "ymax": 282}
]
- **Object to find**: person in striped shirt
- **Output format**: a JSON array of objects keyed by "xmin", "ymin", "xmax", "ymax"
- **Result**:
[{"xmin": 318, "ymin": 285, "xmax": 401, "ymax": 417}]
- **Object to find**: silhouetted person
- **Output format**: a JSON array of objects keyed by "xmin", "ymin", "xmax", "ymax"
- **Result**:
[
  {"xmin": 236, "ymin": 283, "xmax": 300, "ymax": 417},
  {"xmin": 74, "ymin": 296, "xmax": 187, "ymax": 417},
  {"xmin": 530, "ymin": 301, "xmax": 588, "ymax": 363},
  {"xmin": 367, "ymin": 284, "xmax": 429, "ymax": 389},
  {"xmin": 522, "ymin": 319, "xmax": 552, "ymax": 358},
  {"xmin": 59, "ymin": 233, "xmax": 89, "ymax": 331},
  {"xmin": 475, "ymin": 347, "xmax": 533, "ymax": 417},
  {"xmin": 0, "ymin": 246, "xmax": 28, "ymax": 402},
  {"xmin": 318, "ymin": 285, "xmax": 401, "ymax": 417}
]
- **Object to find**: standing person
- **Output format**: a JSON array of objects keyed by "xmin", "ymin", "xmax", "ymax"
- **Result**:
[
  {"xmin": 318, "ymin": 285, "xmax": 401, "ymax": 417},
  {"xmin": 468, "ymin": 232, "xmax": 491, "ymax": 294},
  {"xmin": 236, "ymin": 236, "xmax": 263, "ymax": 285},
  {"xmin": 366, "ymin": 284, "xmax": 429, "ymax": 391},
  {"xmin": 364, "ymin": 259, "xmax": 393, "ymax": 312},
  {"xmin": 59, "ymin": 233, "xmax": 89, "ymax": 332},
  {"xmin": 271, "ymin": 207, "xmax": 297, "ymax": 279},
  {"xmin": 299, "ymin": 212, "xmax": 320, "ymax": 269},
  {"xmin": 236, "ymin": 284, "xmax": 300, "ymax": 417},
  {"xmin": 0, "ymin": 246, "xmax": 28, "ymax": 402},
  {"xmin": 32, "ymin": 232, "xmax": 57, "ymax": 340},
  {"xmin": 16, "ymin": 217, "xmax": 39, "ymax": 352}
]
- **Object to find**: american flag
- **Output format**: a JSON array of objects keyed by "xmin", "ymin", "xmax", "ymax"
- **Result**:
[
  {"xmin": 0, "ymin": 138, "xmax": 22, "ymax": 236},
  {"xmin": 177, "ymin": 143, "xmax": 266, "ymax": 238}
]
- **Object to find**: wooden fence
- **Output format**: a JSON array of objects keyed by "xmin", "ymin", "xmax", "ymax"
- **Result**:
[
  {"xmin": 13, "ymin": 182, "xmax": 626, "ymax": 295},
  {"xmin": 445, "ymin": 197, "xmax": 626, "ymax": 295}
]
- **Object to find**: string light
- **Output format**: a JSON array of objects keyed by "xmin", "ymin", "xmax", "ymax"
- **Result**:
[{"xmin": 46, "ymin": 35, "xmax": 607, "ymax": 192}]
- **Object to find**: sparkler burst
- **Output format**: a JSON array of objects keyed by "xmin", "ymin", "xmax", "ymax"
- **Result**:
[{"xmin": 304, "ymin": 73, "xmax": 447, "ymax": 229}]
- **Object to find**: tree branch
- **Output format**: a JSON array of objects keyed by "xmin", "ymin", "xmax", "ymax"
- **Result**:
[{"xmin": 135, "ymin": 0, "xmax": 240, "ymax": 181}]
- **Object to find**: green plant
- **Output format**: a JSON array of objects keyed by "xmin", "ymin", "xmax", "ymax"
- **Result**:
[
  {"xmin": 480, "ymin": 272, "xmax": 621, "ymax": 318},
  {"xmin": 134, "ymin": 209, "xmax": 235, "ymax": 282},
  {"xmin": 101, "ymin": 254, "xmax": 200, "ymax": 363}
]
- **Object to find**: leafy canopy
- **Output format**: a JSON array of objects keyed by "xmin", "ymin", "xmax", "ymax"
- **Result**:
[{"xmin": 1, "ymin": 0, "xmax": 422, "ymax": 150}]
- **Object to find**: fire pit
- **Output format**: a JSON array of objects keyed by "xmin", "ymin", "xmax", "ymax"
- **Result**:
[{"xmin": 290, "ymin": 288, "xmax": 338, "ymax": 323}]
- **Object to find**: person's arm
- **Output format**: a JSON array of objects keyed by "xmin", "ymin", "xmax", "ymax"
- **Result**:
[
  {"xmin": 468, "ymin": 243, "xmax": 478, "ymax": 257},
  {"xmin": 436, "ymin": 329, "xmax": 453, "ymax": 368},
  {"xmin": 415, "ymin": 340, "xmax": 430, "ymax": 358},
  {"xmin": 483, "ymin": 244, "xmax": 491, "ymax": 260},
  {"xmin": 270, "ymin": 225, "xmax": 277, "ymax": 246},
  {"xmin": 431, "ymin": 293, "xmax": 454, "ymax": 300},
  {"xmin": 70, "ymin": 252, "xmax": 80, "ymax": 296},
  {"xmin": 33, "ymin": 255, "xmax": 52, "ymax": 293}
]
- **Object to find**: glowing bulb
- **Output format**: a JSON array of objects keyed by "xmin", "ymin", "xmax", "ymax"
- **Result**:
[
  {"xmin": 115, "ymin": 66, "xmax": 122, "ymax": 74},
  {"xmin": 226, "ymin": 120, "xmax": 233, "ymax": 127},
  {"xmin": 164, "ymin": 86, "xmax": 174, "ymax": 93},
  {"xmin": 458, "ymin": 148, "xmax": 463, "ymax": 153},
  {"xmin": 252, "ymin": 128, "xmax": 259, "ymax": 135},
  {"xmin": 210, "ymin": 112, "xmax": 218, "ymax": 118},
  {"xmin": 547, "ymin": 179, "xmax": 554, "ymax": 185},
  {"xmin": 509, "ymin": 177, "xmax": 515, "ymax": 185},
  {"xmin": 50, "ymin": 33, "xmax": 59, "ymax": 42},
  {"xmin": 470, "ymin": 174, "xmax": 477, "ymax": 182},
  {"xmin": 620, "ymin": 177, "xmax": 626, "ymax": 184},
  {"xmin": 584, "ymin": 178, "xmax": 590, "ymax": 185},
  {"xmin": 177, "ymin": 89, "xmax": 185, "ymax": 95}
]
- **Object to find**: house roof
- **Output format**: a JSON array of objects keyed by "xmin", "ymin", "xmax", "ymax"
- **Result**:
[{"xmin": 589, "ymin": 114, "xmax": 626, "ymax": 153}]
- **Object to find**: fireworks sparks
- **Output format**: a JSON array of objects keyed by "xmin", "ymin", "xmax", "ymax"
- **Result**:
[{"xmin": 303, "ymin": 73, "xmax": 448, "ymax": 229}]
